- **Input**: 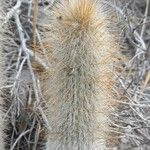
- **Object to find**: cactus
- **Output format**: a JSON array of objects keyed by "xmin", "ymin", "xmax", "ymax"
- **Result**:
[{"xmin": 42, "ymin": 0, "xmax": 122, "ymax": 149}]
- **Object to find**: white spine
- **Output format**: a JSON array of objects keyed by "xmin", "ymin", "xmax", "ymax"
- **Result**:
[{"xmin": 44, "ymin": 0, "xmax": 121, "ymax": 149}]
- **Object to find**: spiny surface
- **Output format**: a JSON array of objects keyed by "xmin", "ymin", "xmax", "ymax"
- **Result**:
[{"xmin": 43, "ymin": 0, "xmax": 121, "ymax": 149}]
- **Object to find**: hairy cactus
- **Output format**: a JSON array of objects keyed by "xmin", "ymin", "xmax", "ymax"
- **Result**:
[{"xmin": 41, "ymin": 0, "xmax": 122, "ymax": 149}]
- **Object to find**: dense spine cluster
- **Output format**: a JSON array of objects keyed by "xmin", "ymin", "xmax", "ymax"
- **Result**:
[{"xmin": 43, "ymin": 0, "xmax": 121, "ymax": 149}]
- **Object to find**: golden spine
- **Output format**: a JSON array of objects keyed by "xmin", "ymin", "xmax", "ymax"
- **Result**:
[{"xmin": 43, "ymin": 0, "xmax": 121, "ymax": 149}]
